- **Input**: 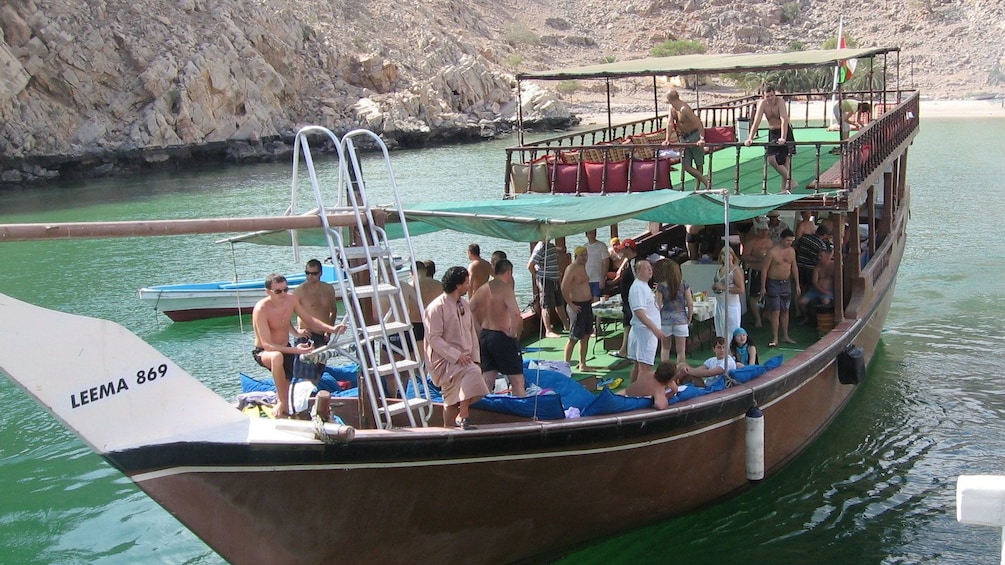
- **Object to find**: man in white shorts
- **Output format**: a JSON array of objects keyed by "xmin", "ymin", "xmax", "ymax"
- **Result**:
[{"xmin": 627, "ymin": 260, "xmax": 665, "ymax": 385}]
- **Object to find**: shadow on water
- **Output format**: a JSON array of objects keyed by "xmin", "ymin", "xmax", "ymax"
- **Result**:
[{"xmin": 547, "ymin": 342, "xmax": 955, "ymax": 565}]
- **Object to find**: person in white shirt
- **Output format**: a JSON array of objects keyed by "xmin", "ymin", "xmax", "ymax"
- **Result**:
[
  {"xmin": 584, "ymin": 229, "xmax": 610, "ymax": 300},
  {"xmin": 626, "ymin": 260, "xmax": 665, "ymax": 385},
  {"xmin": 683, "ymin": 337, "xmax": 737, "ymax": 380}
]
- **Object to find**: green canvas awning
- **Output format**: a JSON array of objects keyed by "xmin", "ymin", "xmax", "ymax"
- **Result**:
[
  {"xmin": 516, "ymin": 48, "xmax": 899, "ymax": 81},
  {"xmin": 222, "ymin": 191, "xmax": 806, "ymax": 247}
]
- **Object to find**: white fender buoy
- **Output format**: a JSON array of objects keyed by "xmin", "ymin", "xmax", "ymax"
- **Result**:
[{"xmin": 746, "ymin": 406, "xmax": 764, "ymax": 482}]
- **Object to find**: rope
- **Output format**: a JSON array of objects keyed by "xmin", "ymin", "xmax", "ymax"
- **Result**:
[{"xmin": 229, "ymin": 242, "xmax": 245, "ymax": 334}]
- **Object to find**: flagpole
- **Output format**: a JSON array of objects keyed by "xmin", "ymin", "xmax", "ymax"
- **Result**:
[
  {"xmin": 831, "ymin": 17, "xmax": 843, "ymax": 97},
  {"xmin": 828, "ymin": 17, "xmax": 844, "ymax": 131}
]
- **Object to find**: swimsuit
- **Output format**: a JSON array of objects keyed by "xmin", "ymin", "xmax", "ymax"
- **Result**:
[
  {"xmin": 478, "ymin": 329, "xmax": 524, "ymax": 375},
  {"xmin": 252, "ymin": 344, "xmax": 296, "ymax": 381},
  {"xmin": 680, "ymin": 129, "xmax": 704, "ymax": 170},
  {"xmin": 568, "ymin": 300, "xmax": 594, "ymax": 341},
  {"xmin": 766, "ymin": 126, "xmax": 796, "ymax": 166},
  {"xmin": 764, "ymin": 278, "xmax": 791, "ymax": 312}
]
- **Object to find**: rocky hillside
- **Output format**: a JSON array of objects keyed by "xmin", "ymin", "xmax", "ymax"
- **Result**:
[{"xmin": 1, "ymin": 0, "xmax": 1002, "ymax": 183}]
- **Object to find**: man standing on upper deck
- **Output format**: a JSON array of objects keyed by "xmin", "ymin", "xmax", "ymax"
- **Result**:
[
  {"xmin": 744, "ymin": 85, "xmax": 798, "ymax": 194},
  {"xmin": 664, "ymin": 89, "xmax": 710, "ymax": 191}
]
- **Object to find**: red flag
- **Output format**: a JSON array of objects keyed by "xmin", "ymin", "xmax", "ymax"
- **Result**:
[{"xmin": 839, "ymin": 35, "xmax": 856, "ymax": 83}]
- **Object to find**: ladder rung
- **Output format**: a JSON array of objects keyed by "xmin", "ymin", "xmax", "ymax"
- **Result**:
[
  {"xmin": 341, "ymin": 245, "xmax": 393, "ymax": 260},
  {"xmin": 354, "ymin": 283, "xmax": 400, "ymax": 299},
  {"xmin": 364, "ymin": 321, "xmax": 411, "ymax": 338},
  {"xmin": 375, "ymin": 358, "xmax": 421, "ymax": 376},
  {"xmin": 384, "ymin": 397, "xmax": 432, "ymax": 416}
]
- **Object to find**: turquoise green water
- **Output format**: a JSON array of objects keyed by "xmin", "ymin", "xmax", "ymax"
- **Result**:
[{"xmin": 1, "ymin": 117, "xmax": 1004, "ymax": 563}]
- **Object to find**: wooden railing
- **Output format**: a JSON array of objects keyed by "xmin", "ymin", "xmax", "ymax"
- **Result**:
[
  {"xmin": 504, "ymin": 90, "xmax": 920, "ymax": 199},
  {"xmin": 842, "ymin": 91, "xmax": 920, "ymax": 189}
]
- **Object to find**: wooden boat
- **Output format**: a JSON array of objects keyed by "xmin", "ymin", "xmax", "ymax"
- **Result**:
[{"xmin": 0, "ymin": 48, "xmax": 917, "ymax": 563}]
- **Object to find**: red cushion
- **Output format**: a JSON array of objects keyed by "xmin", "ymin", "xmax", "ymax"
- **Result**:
[
  {"xmin": 548, "ymin": 162, "xmax": 582, "ymax": 194},
  {"xmin": 583, "ymin": 161, "xmax": 629, "ymax": 193},
  {"xmin": 629, "ymin": 158, "xmax": 672, "ymax": 192}
]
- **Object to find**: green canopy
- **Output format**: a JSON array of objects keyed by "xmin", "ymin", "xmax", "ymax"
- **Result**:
[
  {"xmin": 634, "ymin": 193, "xmax": 801, "ymax": 225},
  {"xmin": 516, "ymin": 48, "xmax": 899, "ymax": 81},
  {"xmin": 223, "ymin": 191, "xmax": 806, "ymax": 247}
]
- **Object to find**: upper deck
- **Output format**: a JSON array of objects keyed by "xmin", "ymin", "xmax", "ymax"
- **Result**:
[{"xmin": 504, "ymin": 89, "xmax": 920, "ymax": 214}]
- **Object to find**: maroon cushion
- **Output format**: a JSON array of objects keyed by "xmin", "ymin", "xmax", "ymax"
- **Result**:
[
  {"xmin": 548, "ymin": 162, "xmax": 583, "ymax": 193},
  {"xmin": 583, "ymin": 161, "xmax": 630, "ymax": 193},
  {"xmin": 629, "ymin": 158, "xmax": 672, "ymax": 192}
]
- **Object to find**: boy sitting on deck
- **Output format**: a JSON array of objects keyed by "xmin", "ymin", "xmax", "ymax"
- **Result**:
[{"xmin": 681, "ymin": 337, "xmax": 737, "ymax": 383}]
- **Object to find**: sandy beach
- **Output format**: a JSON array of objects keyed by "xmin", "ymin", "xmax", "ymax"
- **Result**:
[
  {"xmin": 571, "ymin": 97, "xmax": 1005, "ymax": 127},
  {"xmin": 918, "ymin": 99, "xmax": 1005, "ymax": 117}
]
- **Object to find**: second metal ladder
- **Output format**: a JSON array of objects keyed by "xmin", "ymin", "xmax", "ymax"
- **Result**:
[{"xmin": 291, "ymin": 126, "xmax": 433, "ymax": 429}]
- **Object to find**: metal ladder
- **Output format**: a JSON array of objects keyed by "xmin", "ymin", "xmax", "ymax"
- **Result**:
[{"xmin": 290, "ymin": 126, "xmax": 433, "ymax": 429}]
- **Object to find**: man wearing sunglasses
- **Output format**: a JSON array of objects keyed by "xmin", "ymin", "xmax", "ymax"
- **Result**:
[
  {"xmin": 253, "ymin": 272, "xmax": 346, "ymax": 418},
  {"xmin": 293, "ymin": 259, "xmax": 340, "ymax": 347}
]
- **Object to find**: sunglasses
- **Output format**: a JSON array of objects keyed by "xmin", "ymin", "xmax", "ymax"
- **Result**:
[
  {"xmin": 456, "ymin": 299, "xmax": 465, "ymax": 316},
  {"xmin": 305, "ymin": 270, "xmax": 321, "ymax": 276},
  {"xmin": 271, "ymin": 287, "xmax": 289, "ymax": 294}
]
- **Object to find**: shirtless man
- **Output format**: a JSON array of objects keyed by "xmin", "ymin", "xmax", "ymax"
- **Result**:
[
  {"xmin": 253, "ymin": 273, "xmax": 346, "ymax": 418},
  {"xmin": 664, "ymin": 89, "xmax": 710, "ymax": 190},
  {"xmin": 403, "ymin": 261, "xmax": 430, "ymax": 360},
  {"xmin": 292, "ymin": 259, "xmax": 340, "ymax": 346},
  {"xmin": 469, "ymin": 259, "xmax": 526, "ymax": 396},
  {"xmin": 741, "ymin": 218, "xmax": 773, "ymax": 328},
  {"xmin": 794, "ymin": 211, "xmax": 816, "ymax": 242},
  {"xmin": 490, "ymin": 250, "xmax": 507, "ymax": 270},
  {"xmin": 760, "ymin": 229, "xmax": 801, "ymax": 348},
  {"xmin": 623, "ymin": 362, "xmax": 686, "ymax": 411},
  {"xmin": 423, "ymin": 260, "xmax": 439, "ymax": 285},
  {"xmin": 467, "ymin": 243, "xmax": 492, "ymax": 298},
  {"xmin": 798, "ymin": 245, "xmax": 836, "ymax": 314},
  {"xmin": 561, "ymin": 246, "xmax": 596, "ymax": 372},
  {"xmin": 415, "ymin": 260, "xmax": 442, "ymax": 308},
  {"xmin": 744, "ymin": 85, "xmax": 798, "ymax": 194}
]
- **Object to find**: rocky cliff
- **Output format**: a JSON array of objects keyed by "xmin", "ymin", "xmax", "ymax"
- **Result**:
[{"xmin": 1, "ymin": 0, "xmax": 1002, "ymax": 183}]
